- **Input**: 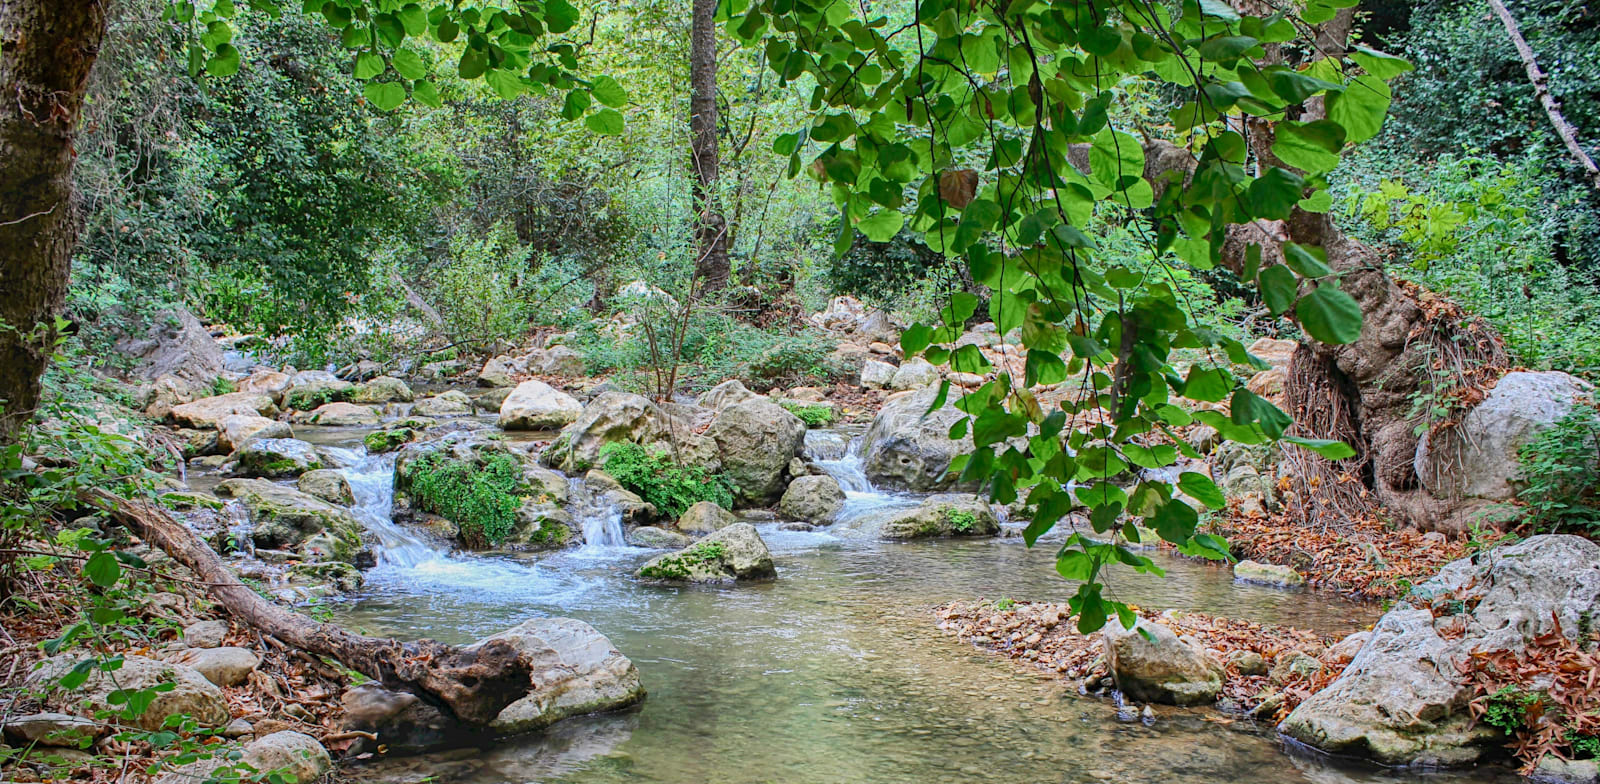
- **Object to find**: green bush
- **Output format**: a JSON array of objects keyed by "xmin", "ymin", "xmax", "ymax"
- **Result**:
[
  {"xmin": 404, "ymin": 452, "xmax": 523, "ymax": 548},
  {"xmin": 568, "ymin": 310, "xmax": 846, "ymax": 393},
  {"xmin": 599, "ymin": 442, "xmax": 734, "ymax": 519},
  {"xmin": 1513, "ymin": 405, "xmax": 1600, "ymax": 534},
  {"xmin": 946, "ymin": 508, "xmax": 978, "ymax": 533},
  {"xmin": 431, "ymin": 223, "xmax": 534, "ymax": 354},
  {"xmin": 779, "ymin": 401, "xmax": 835, "ymax": 427}
]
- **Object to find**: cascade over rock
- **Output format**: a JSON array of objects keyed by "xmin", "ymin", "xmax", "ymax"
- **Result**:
[{"xmin": 860, "ymin": 386, "xmax": 972, "ymax": 491}]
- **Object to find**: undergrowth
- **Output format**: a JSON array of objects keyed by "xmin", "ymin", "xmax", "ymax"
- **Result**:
[
  {"xmin": 1513, "ymin": 404, "xmax": 1600, "ymax": 535},
  {"xmin": 404, "ymin": 452, "xmax": 523, "ymax": 547},
  {"xmin": 599, "ymin": 442, "xmax": 733, "ymax": 519}
]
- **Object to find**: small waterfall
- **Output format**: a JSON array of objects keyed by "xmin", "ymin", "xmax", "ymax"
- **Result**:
[
  {"xmin": 808, "ymin": 432, "xmax": 919, "ymax": 530},
  {"xmin": 339, "ymin": 451, "xmax": 439, "ymax": 568},
  {"xmin": 567, "ymin": 479, "xmax": 630, "ymax": 553}
]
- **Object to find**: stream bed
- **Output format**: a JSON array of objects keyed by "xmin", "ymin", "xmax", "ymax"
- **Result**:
[{"xmin": 276, "ymin": 425, "xmax": 1519, "ymax": 784}]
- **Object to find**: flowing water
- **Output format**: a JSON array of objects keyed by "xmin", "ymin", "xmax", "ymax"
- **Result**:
[{"xmin": 285, "ymin": 426, "xmax": 1516, "ymax": 784}]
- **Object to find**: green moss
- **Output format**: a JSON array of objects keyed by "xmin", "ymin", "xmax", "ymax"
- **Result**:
[
  {"xmin": 400, "ymin": 451, "xmax": 523, "ymax": 548},
  {"xmin": 285, "ymin": 385, "xmax": 346, "ymax": 411},
  {"xmin": 946, "ymin": 508, "xmax": 978, "ymax": 533},
  {"xmin": 779, "ymin": 401, "xmax": 836, "ymax": 427},
  {"xmin": 638, "ymin": 540, "xmax": 729, "ymax": 580},
  {"xmin": 599, "ymin": 442, "xmax": 734, "ymax": 519},
  {"xmin": 364, "ymin": 428, "xmax": 415, "ymax": 453}
]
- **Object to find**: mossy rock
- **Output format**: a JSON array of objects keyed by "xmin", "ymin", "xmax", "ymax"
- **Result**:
[{"xmin": 364, "ymin": 428, "xmax": 417, "ymax": 454}]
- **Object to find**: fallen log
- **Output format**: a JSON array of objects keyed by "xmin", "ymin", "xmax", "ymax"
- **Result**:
[{"xmin": 80, "ymin": 488, "xmax": 530, "ymax": 726}]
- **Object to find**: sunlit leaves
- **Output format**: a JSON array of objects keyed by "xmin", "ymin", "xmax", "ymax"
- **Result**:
[{"xmin": 584, "ymin": 109, "xmax": 626, "ymax": 135}]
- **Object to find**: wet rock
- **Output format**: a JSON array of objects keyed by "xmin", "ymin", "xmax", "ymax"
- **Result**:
[
  {"xmin": 182, "ymin": 620, "xmax": 229, "ymax": 649},
  {"xmin": 636, "ymin": 523, "xmax": 775, "ymax": 582},
  {"xmin": 482, "ymin": 618, "xmax": 647, "ymax": 736},
  {"xmin": 232, "ymin": 437, "xmax": 322, "ymax": 478},
  {"xmin": 1533, "ymin": 756, "xmax": 1600, "ymax": 784},
  {"xmin": 696, "ymin": 379, "xmax": 760, "ymax": 411},
  {"xmin": 1281, "ymin": 534, "xmax": 1600, "ymax": 766},
  {"xmin": 581, "ymin": 470, "xmax": 657, "ymax": 524},
  {"xmin": 1, "ymin": 713, "xmax": 105, "ymax": 747},
  {"xmin": 778, "ymin": 474, "xmax": 845, "ymax": 523},
  {"xmin": 860, "ymin": 359, "xmax": 897, "ymax": 389},
  {"xmin": 299, "ymin": 401, "xmax": 381, "ymax": 426},
  {"xmin": 1416, "ymin": 370, "xmax": 1589, "ymax": 502},
  {"xmin": 217, "ymin": 478, "xmax": 364, "ymax": 557},
  {"xmin": 1233, "ymin": 560, "xmax": 1304, "ymax": 588},
  {"xmin": 498, "ymin": 380, "xmax": 583, "ymax": 430},
  {"xmin": 216, "ymin": 414, "xmax": 292, "ymax": 453},
  {"xmin": 476, "ymin": 386, "xmax": 514, "ymax": 413},
  {"xmin": 704, "ymin": 399, "xmax": 807, "ymax": 505},
  {"xmin": 889, "ymin": 358, "xmax": 939, "ymax": 390},
  {"xmin": 287, "ymin": 561, "xmax": 364, "ymax": 593},
  {"xmin": 169, "ymin": 647, "xmax": 259, "ymax": 688},
  {"xmin": 364, "ymin": 427, "xmax": 419, "ymax": 454},
  {"xmin": 675, "ymin": 500, "xmax": 736, "ymax": 535},
  {"xmin": 412, "ymin": 390, "xmax": 474, "ymax": 417},
  {"xmin": 545, "ymin": 392, "xmax": 672, "ymax": 472},
  {"xmin": 876, "ymin": 495, "xmax": 998, "ymax": 540},
  {"xmin": 297, "ymin": 469, "xmax": 354, "ymax": 505},
  {"xmin": 1102, "ymin": 618, "xmax": 1223, "ymax": 706},
  {"xmin": 507, "ymin": 503, "xmax": 575, "ymax": 550},
  {"xmin": 860, "ymin": 385, "xmax": 972, "ymax": 491},
  {"xmin": 350, "ymin": 375, "xmax": 414, "ymax": 404},
  {"xmin": 626, "ymin": 526, "xmax": 693, "ymax": 549},
  {"xmin": 170, "ymin": 392, "xmax": 279, "ymax": 429},
  {"xmin": 174, "ymin": 427, "xmax": 221, "ymax": 458},
  {"xmin": 28, "ymin": 655, "xmax": 230, "ymax": 731}
]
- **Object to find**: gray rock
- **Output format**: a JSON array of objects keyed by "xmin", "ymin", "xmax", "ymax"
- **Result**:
[
  {"xmin": 889, "ymin": 357, "xmax": 939, "ymax": 390},
  {"xmin": 860, "ymin": 385, "xmax": 972, "ymax": 491},
  {"xmin": 170, "ymin": 392, "xmax": 279, "ymax": 429},
  {"xmin": 704, "ymin": 399, "xmax": 807, "ymax": 505},
  {"xmin": 1533, "ymin": 756, "xmax": 1600, "ymax": 784},
  {"xmin": 482, "ymin": 618, "xmax": 646, "ymax": 736},
  {"xmin": 636, "ymin": 523, "xmax": 776, "ymax": 582},
  {"xmin": 696, "ymin": 379, "xmax": 760, "ymax": 411},
  {"xmin": 296, "ymin": 469, "xmax": 354, "ymax": 505},
  {"xmin": 170, "ymin": 647, "xmax": 259, "ymax": 688},
  {"xmin": 1416, "ymin": 370, "xmax": 1589, "ymax": 501},
  {"xmin": 1233, "ymin": 560, "xmax": 1305, "ymax": 588},
  {"xmin": 1227, "ymin": 651, "xmax": 1268, "ymax": 677},
  {"xmin": 216, "ymin": 414, "xmax": 291, "ymax": 453},
  {"xmin": 301, "ymin": 401, "xmax": 381, "ymax": 426},
  {"xmin": 778, "ymin": 474, "xmax": 845, "ymax": 523},
  {"xmin": 1102, "ymin": 618, "xmax": 1223, "ymax": 706},
  {"xmin": 231, "ymin": 438, "xmax": 322, "ymax": 478},
  {"xmin": 498, "ymin": 380, "xmax": 583, "ymax": 430},
  {"xmin": 545, "ymin": 392, "xmax": 672, "ymax": 472},
  {"xmin": 627, "ymin": 526, "xmax": 693, "ymax": 549},
  {"xmin": 859, "ymin": 359, "xmax": 897, "ymax": 389},
  {"xmin": 675, "ymin": 500, "xmax": 737, "ymax": 535},
  {"xmin": 182, "ymin": 620, "xmax": 229, "ymax": 649},
  {"xmin": 477, "ymin": 355, "xmax": 520, "ymax": 388},
  {"xmin": 535, "ymin": 345, "xmax": 587, "ymax": 376},
  {"xmin": 874, "ymin": 494, "xmax": 998, "ymax": 540},
  {"xmin": 1281, "ymin": 534, "xmax": 1600, "ymax": 766},
  {"xmin": 2, "ymin": 713, "xmax": 104, "ymax": 747},
  {"xmin": 157, "ymin": 731, "xmax": 331, "ymax": 784},
  {"xmin": 283, "ymin": 371, "xmax": 355, "ymax": 410},
  {"xmin": 350, "ymin": 375, "xmax": 414, "ymax": 403},
  {"xmin": 28, "ymin": 655, "xmax": 230, "ymax": 731},
  {"xmin": 412, "ymin": 390, "xmax": 474, "ymax": 417}
]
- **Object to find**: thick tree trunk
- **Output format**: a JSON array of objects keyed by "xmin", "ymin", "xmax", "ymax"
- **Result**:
[
  {"xmin": 689, "ymin": 0, "xmax": 730, "ymax": 291},
  {"xmin": 84, "ymin": 489, "xmax": 534, "ymax": 725},
  {"xmin": 0, "ymin": 0, "xmax": 107, "ymax": 439}
]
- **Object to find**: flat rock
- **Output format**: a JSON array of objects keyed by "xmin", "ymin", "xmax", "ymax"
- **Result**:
[
  {"xmin": 498, "ymin": 380, "xmax": 583, "ymax": 430},
  {"xmin": 182, "ymin": 620, "xmax": 229, "ymax": 649},
  {"xmin": 170, "ymin": 647, "xmax": 260, "ymax": 688}
]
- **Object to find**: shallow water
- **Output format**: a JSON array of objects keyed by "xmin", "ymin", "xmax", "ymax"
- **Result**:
[{"xmin": 284, "ymin": 424, "xmax": 1516, "ymax": 784}]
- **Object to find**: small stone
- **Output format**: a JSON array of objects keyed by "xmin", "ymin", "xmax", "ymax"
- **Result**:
[
  {"xmin": 1228, "ymin": 650, "xmax": 1268, "ymax": 677},
  {"xmin": 182, "ymin": 620, "xmax": 229, "ymax": 649},
  {"xmin": 170, "ymin": 646, "xmax": 260, "ymax": 688},
  {"xmin": 1233, "ymin": 560, "xmax": 1306, "ymax": 588},
  {"xmin": 222, "ymin": 718, "xmax": 254, "ymax": 739}
]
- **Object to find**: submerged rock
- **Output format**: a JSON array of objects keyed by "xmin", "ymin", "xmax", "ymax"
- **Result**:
[
  {"xmin": 1102, "ymin": 618, "xmax": 1223, "ymax": 707},
  {"xmin": 635, "ymin": 523, "xmax": 776, "ymax": 582},
  {"xmin": 1280, "ymin": 534, "xmax": 1600, "ymax": 766},
  {"xmin": 1232, "ymin": 560, "xmax": 1304, "ymax": 588},
  {"xmin": 675, "ymin": 500, "xmax": 736, "ymax": 535}
]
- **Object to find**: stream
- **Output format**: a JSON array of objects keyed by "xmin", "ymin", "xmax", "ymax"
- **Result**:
[{"xmin": 272, "ymin": 425, "xmax": 1518, "ymax": 784}]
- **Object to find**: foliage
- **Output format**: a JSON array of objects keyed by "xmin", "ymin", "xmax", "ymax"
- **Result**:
[
  {"xmin": 363, "ymin": 428, "xmax": 416, "ymax": 454},
  {"xmin": 946, "ymin": 508, "xmax": 978, "ymax": 534},
  {"xmin": 730, "ymin": 0, "xmax": 1399, "ymax": 631},
  {"xmin": 831, "ymin": 229, "xmax": 950, "ymax": 306},
  {"xmin": 403, "ymin": 452, "xmax": 523, "ymax": 548},
  {"xmin": 599, "ymin": 442, "xmax": 733, "ymax": 519},
  {"xmin": 780, "ymin": 401, "xmax": 835, "ymax": 427},
  {"xmin": 1513, "ymin": 405, "xmax": 1600, "ymax": 534},
  {"xmin": 572, "ymin": 310, "xmax": 844, "ymax": 393},
  {"xmin": 431, "ymin": 223, "xmax": 534, "ymax": 354}
]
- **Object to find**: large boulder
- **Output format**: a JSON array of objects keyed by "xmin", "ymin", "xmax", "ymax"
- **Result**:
[
  {"xmin": 875, "ymin": 494, "xmax": 998, "ymax": 539},
  {"xmin": 117, "ymin": 308, "xmax": 226, "ymax": 391},
  {"xmin": 350, "ymin": 375, "xmax": 414, "ymax": 404},
  {"xmin": 1281, "ymin": 535, "xmax": 1600, "ymax": 766},
  {"xmin": 778, "ymin": 475, "xmax": 845, "ymax": 523},
  {"xmin": 482, "ymin": 618, "xmax": 647, "ymax": 736},
  {"xmin": 889, "ymin": 358, "xmax": 939, "ymax": 390},
  {"xmin": 1102, "ymin": 617, "xmax": 1224, "ymax": 706},
  {"xmin": 860, "ymin": 386, "xmax": 972, "ymax": 490},
  {"xmin": 232, "ymin": 437, "xmax": 323, "ymax": 478},
  {"xmin": 675, "ymin": 500, "xmax": 736, "ymax": 535},
  {"xmin": 703, "ymin": 399, "xmax": 806, "ymax": 505},
  {"xmin": 545, "ymin": 392, "xmax": 672, "ymax": 472},
  {"xmin": 859, "ymin": 359, "xmax": 897, "ymax": 390},
  {"xmin": 696, "ymin": 379, "xmax": 760, "ymax": 412},
  {"xmin": 216, "ymin": 414, "xmax": 291, "ymax": 453},
  {"xmin": 534, "ymin": 345, "xmax": 586, "ymax": 377},
  {"xmin": 170, "ymin": 392, "xmax": 278, "ymax": 429},
  {"xmin": 299, "ymin": 401, "xmax": 382, "ymax": 426},
  {"xmin": 635, "ymin": 523, "xmax": 776, "ymax": 582},
  {"xmin": 1416, "ymin": 371, "xmax": 1589, "ymax": 502},
  {"xmin": 412, "ymin": 390, "xmax": 474, "ymax": 417},
  {"xmin": 217, "ymin": 478, "xmax": 364, "ymax": 559},
  {"xmin": 498, "ymin": 380, "xmax": 583, "ymax": 430},
  {"xmin": 28, "ymin": 655, "xmax": 230, "ymax": 730},
  {"xmin": 478, "ymin": 355, "xmax": 520, "ymax": 388}
]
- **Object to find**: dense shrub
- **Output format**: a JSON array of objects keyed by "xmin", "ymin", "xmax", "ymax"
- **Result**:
[
  {"xmin": 1513, "ymin": 405, "xmax": 1600, "ymax": 535},
  {"xmin": 829, "ymin": 229, "xmax": 947, "ymax": 305},
  {"xmin": 779, "ymin": 401, "xmax": 835, "ymax": 427},
  {"xmin": 404, "ymin": 452, "xmax": 523, "ymax": 548},
  {"xmin": 570, "ymin": 310, "xmax": 845, "ymax": 393},
  {"xmin": 599, "ymin": 442, "xmax": 733, "ymax": 519}
]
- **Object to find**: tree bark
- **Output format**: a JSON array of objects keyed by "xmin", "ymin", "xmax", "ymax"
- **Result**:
[
  {"xmin": 83, "ymin": 488, "xmax": 534, "ymax": 726},
  {"xmin": 1486, "ymin": 0, "xmax": 1600, "ymax": 190},
  {"xmin": 0, "ymin": 0, "xmax": 107, "ymax": 440},
  {"xmin": 689, "ymin": 0, "xmax": 730, "ymax": 291}
]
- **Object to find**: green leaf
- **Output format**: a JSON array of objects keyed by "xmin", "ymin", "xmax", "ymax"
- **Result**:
[
  {"xmin": 1325, "ymin": 74, "xmax": 1391, "ymax": 144},
  {"xmin": 391, "ymin": 49, "xmax": 427, "ymax": 80},
  {"xmin": 485, "ymin": 69, "xmax": 524, "ymax": 100},
  {"xmin": 1183, "ymin": 366, "xmax": 1230, "ymax": 403},
  {"xmin": 585, "ymin": 109, "xmax": 626, "ymax": 135},
  {"xmin": 1351, "ymin": 45, "xmax": 1413, "ymax": 79},
  {"xmin": 544, "ymin": 0, "xmax": 580, "ymax": 33},
  {"xmin": 1177, "ymin": 472, "xmax": 1225, "ymax": 510},
  {"xmin": 590, "ymin": 75, "xmax": 629, "ymax": 108},
  {"xmin": 206, "ymin": 44, "xmax": 241, "ymax": 77},
  {"xmin": 1231, "ymin": 389, "xmax": 1292, "ymax": 438},
  {"xmin": 83, "ymin": 551, "xmax": 121, "ymax": 588},
  {"xmin": 1296, "ymin": 284, "xmax": 1363, "ymax": 344},
  {"xmin": 1283, "ymin": 242, "xmax": 1333, "ymax": 277},
  {"xmin": 1258, "ymin": 264, "xmax": 1298, "ymax": 315},
  {"xmin": 363, "ymin": 82, "xmax": 406, "ymax": 111},
  {"xmin": 412, "ymin": 79, "xmax": 442, "ymax": 108},
  {"xmin": 354, "ymin": 52, "xmax": 385, "ymax": 80},
  {"xmin": 858, "ymin": 210, "xmax": 904, "ymax": 242},
  {"xmin": 1151, "ymin": 497, "xmax": 1199, "ymax": 543},
  {"xmin": 458, "ymin": 47, "xmax": 489, "ymax": 79},
  {"xmin": 1283, "ymin": 436, "xmax": 1357, "ymax": 460},
  {"xmin": 901, "ymin": 324, "xmax": 933, "ymax": 357},
  {"xmin": 1272, "ymin": 121, "xmax": 1346, "ymax": 174}
]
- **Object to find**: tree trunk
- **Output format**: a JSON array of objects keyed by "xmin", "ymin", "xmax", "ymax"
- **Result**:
[
  {"xmin": 0, "ymin": 0, "xmax": 107, "ymax": 440},
  {"xmin": 83, "ymin": 488, "xmax": 535, "ymax": 726},
  {"xmin": 689, "ymin": 0, "xmax": 730, "ymax": 291},
  {"xmin": 1487, "ymin": 0, "xmax": 1600, "ymax": 189}
]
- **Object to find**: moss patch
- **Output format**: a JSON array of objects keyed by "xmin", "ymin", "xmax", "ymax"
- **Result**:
[{"xmin": 399, "ymin": 451, "xmax": 523, "ymax": 548}]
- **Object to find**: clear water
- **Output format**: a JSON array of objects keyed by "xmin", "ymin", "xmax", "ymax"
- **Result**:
[{"xmin": 293, "ymin": 425, "xmax": 1516, "ymax": 784}]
